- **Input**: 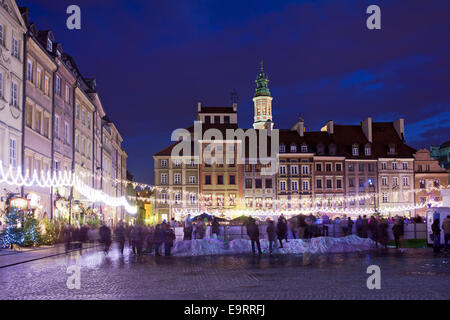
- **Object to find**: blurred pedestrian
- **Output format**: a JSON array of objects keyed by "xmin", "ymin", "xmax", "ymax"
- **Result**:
[
  {"xmin": 340, "ymin": 216, "xmax": 348, "ymax": 236},
  {"xmin": 368, "ymin": 216, "xmax": 378, "ymax": 246},
  {"xmin": 115, "ymin": 222, "xmax": 126, "ymax": 254},
  {"xmin": 276, "ymin": 216, "xmax": 288, "ymax": 247},
  {"xmin": 266, "ymin": 218, "xmax": 276, "ymax": 255},
  {"xmin": 392, "ymin": 219, "xmax": 402, "ymax": 249},
  {"xmin": 443, "ymin": 215, "xmax": 450, "ymax": 252},
  {"xmin": 211, "ymin": 217, "xmax": 220, "ymax": 239},
  {"xmin": 246, "ymin": 217, "xmax": 261, "ymax": 255},
  {"xmin": 183, "ymin": 214, "xmax": 193, "ymax": 240},
  {"xmin": 377, "ymin": 219, "xmax": 389, "ymax": 249},
  {"xmin": 356, "ymin": 215, "xmax": 363, "ymax": 237},
  {"xmin": 289, "ymin": 219, "xmax": 297, "ymax": 239},
  {"xmin": 431, "ymin": 219, "xmax": 441, "ymax": 253},
  {"xmin": 164, "ymin": 226, "xmax": 176, "ymax": 256},
  {"xmin": 99, "ymin": 224, "xmax": 112, "ymax": 253},
  {"xmin": 154, "ymin": 224, "xmax": 164, "ymax": 256},
  {"xmin": 362, "ymin": 215, "xmax": 369, "ymax": 238},
  {"xmin": 347, "ymin": 217, "xmax": 354, "ymax": 235}
]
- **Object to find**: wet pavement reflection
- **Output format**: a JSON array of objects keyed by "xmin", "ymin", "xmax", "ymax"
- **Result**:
[{"xmin": 0, "ymin": 243, "xmax": 448, "ymax": 300}]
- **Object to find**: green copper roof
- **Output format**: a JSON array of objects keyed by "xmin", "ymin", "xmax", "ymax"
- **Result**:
[{"xmin": 254, "ymin": 61, "xmax": 271, "ymax": 97}]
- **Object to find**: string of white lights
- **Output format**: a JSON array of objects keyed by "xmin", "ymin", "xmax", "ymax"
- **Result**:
[{"xmin": 0, "ymin": 161, "xmax": 137, "ymax": 214}]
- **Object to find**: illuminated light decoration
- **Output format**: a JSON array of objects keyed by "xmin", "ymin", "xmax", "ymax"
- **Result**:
[
  {"xmin": 0, "ymin": 161, "xmax": 137, "ymax": 214},
  {"xmin": 73, "ymin": 176, "xmax": 137, "ymax": 214}
]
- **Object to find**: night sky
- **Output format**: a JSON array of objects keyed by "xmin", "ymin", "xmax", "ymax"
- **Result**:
[{"xmin": 18, "ymin": 0, "xmax": 450, "ymax": 184}]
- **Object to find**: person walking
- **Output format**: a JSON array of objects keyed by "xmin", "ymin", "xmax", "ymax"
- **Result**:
[
  {"xmin": 442, "ymin": 215, "xmax": 450, "ymax": 252},
  {"xmin": 164, "ymin": 225, "xmax": 176, "ymax": 256},
  {"xmin": 431, "ymin": 219, "xmax": 441, "ymax": 253},
  {"xmin": 266, "ymin": 218, "xmax": 276, "ymax": 255},
  {"xmin": 154, "ymin": 224, "xmax": 164, "ymax": 256},
  {"xmin": 115, "ymin": 222, "xmax": 126, "ymax": 255},
  {"xmin": 246, "ymin": 217, "xmax": 262, "ymax": 255},
  {"xmin": 183, "ymin": 214, "xmax": 193, "ymax": 240},
  {"xmin": 99, "ymin": 224, "xmax": 112, "ymax": 254},
  {"xmin": 362, "ymin": 215, "xmax": 369, "ymax": 238},
  {"xmin": 347, "ymin": 217, "xmax": 354, "ymax": 235},
  {"xmin": 276, "ymin": 216, "xmax": 288, "ymax": 248},
  {"xmin": 211, "ymin": 217, "xmax": 220, "ymax": 239},
  {"xmin": 340, "ymin": 216, "xmax": 348, "ymax": 237},
  {"xmin": 392, "ymin": 219, "xmax": 403, "ymax": 249},
  {"xmin": 356, "ymin": 215, "xmax": 363, "ymax": 238},
  {"xmin": 368, "ymin": 216, "xmax": 378, "ymax": 246},
  {"xmin": 289, "ymin": 219, "xmax": 297, "ymax": 239},
  {"xmin": 297, "ymin": 215, "xmax": 307, "ymax": 238},
  {"xmin": 377, "ymin": 219, "xmax": 389, "ymax": 249}
]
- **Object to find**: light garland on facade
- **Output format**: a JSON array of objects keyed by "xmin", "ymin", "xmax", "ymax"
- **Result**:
[{"xmin": 0, "ymin": 161, "xmax": 137, "ymax": 214}]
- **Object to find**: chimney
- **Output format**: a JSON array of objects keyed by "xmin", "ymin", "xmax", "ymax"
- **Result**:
[
  {"xmin": 361, "ymin": 117, "xmax": 373, "ymax": 143},
  {"xmin": 265, "ymin": 119, "xmax": 273, "ymax": 136},
  {"xmin": 297, "ymin": 116, "xmax": 305, "ymax": 137},
  {"xmin": 197, "ymin": 102, "xmax": 202, "ymax": 113},
  {"xmin": 394, "ymin": 118, "xmax": 405, "ymax": 141},
  {"xmin": 232, "ymin": 103, "xmax": 237, "ymax": 112}
]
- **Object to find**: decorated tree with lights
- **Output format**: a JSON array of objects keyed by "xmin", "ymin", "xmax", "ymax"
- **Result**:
[
  {"xmin": 23, "ymin": 210, "xmax": 41, "ymax": 247},
  {"xmin": 1, "ymin": 196, "xmax": 24, "ymax": 248}
]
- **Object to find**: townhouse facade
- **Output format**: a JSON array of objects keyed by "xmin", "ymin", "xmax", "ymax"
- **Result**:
[
  {"xmin": 0, "ymin": 4, "xmax": 128, "ymax": 226},
  {"xmin": 414, "ymin": 148, "xmax": 448, "ymax": 217},
  {"xmin": 23, "ymin": 22, "xmax": 57, "ymax": 218},
  {"xmin": 0, "ymin": 0, "xmax": 26, "ymax": 212}
]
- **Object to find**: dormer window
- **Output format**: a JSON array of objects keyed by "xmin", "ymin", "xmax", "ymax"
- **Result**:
[
  {"xmin": 47, "ymin": 38, "xmax": 53, "ymax": 52},
  {"xmin": 56, "ymin": 50, "xmax": 61, "ymax": 58},
  {"xmin": 388, "ymin": 144, "xmax": 396, "ymax": 154},
  {"xmin": 301, "ymin": 144, "xmax": 308, "ymax": 153},
  {"xmin": 352, "ymin": 144, "xmax": 359, "ymax": 156},
  {"xmin": 317, "ymin": 144, "xmax": 324, "ymax": 155},
  {"xmin": 279, "ymin": 144, "xmax": 286, "ymax": 153},
  {"xmin": 290, "ymin": 144, "xmax": 297, "ymax": 153},
  {"xmin": 365, "ymin": 145, "xmax": 371, "ymax": 156},
  {"xmin": 328, "ymin": 144, "xmax": 336, "ymax": 155}
]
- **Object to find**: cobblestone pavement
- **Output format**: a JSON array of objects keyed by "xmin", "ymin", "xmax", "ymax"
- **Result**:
[{"xmin": 0, "ymin": 243, "xmax": 448, "ymax": 300}]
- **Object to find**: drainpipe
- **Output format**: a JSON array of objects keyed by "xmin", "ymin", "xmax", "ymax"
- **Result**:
[
  {"xmin": 20, "ymin": 32, "xmax": 28, "ymax": 198},
  {"xmin": 50, "ymin": 64, "xmax": 59, "ymax": 220},
  {"xmin": 69, "ymin": 84, "xmax": 77, "ymax": 226}
]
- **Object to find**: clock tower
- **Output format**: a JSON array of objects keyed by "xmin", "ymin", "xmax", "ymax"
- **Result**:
[{"xmin": 253, "ymin": 61, "xmax": 274, "ymax": 129}]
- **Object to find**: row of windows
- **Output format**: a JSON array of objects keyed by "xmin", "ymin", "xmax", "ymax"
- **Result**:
[
  {"xmin": 74, "ymin": 133, "xmax": 92, "ymax": 159},
  {"xmin": 245, "ymin": 178, "xmax": 273, "ymax": 189},
  {"xmin": 160, "ymin": 173, "xmax": 198, "ymax": 185},
  {"xmin": 348, "ymin": 177, "xmax": 376, "ymax": 188},
  {"xmin": 25, "ymin": 104, "xmax": 51, "ymax": 139},
  {"xmin": 204, "ymin": 115, "xmax": 230, "ymax": 124},
  {"xmin": 380, "ymin": 162, "xmax": 409, "ymax": 170},
  {"xmin": 280, "ymin": 180, "xmax": 310, "ymax": 191},
  {"xmin": 380, "ymin": 176, "xmax": 410, "ymax": 187},
  {"xmin": 26, "ymin": 59, "xmax": 52, "ymax": 96},
  {"xmin": 75, "ymin": 103, "xmax": 92, "ymax": 129},
  {"xmin": 280, "ymin": 144, "xmax": 310, "ymax": 153},
  {"xmin": 279, "ymin": 165, "xmax": 310, "ymax": 175},
  {"xmin": 348, "ymin": 163, "xmax": 376, "ymax": 172}
]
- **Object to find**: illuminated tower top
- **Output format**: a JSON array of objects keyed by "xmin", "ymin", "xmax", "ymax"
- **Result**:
[{"xmin": 253, "ymin": 61, "xmax": 274, "ymax": 129}]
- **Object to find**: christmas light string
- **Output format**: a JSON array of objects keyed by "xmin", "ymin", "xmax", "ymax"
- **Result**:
[{"xmin": 0, "ymin": 161, "xmax": 137, "ymax": 214}]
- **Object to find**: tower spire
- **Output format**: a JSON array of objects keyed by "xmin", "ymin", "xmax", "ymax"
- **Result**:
[{"xmin": 252, "ymin": 62, "xmax": 274, "ymax": 130}]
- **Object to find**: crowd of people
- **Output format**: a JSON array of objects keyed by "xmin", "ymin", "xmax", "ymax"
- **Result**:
[{"xmin": 59, "ymin": 213, "xmax": 450, "ymax": 257}]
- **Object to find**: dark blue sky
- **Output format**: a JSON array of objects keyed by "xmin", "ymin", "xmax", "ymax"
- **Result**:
[{"xmin": 18, "ymin": 0, "xmax": 450, "ymax": 184}]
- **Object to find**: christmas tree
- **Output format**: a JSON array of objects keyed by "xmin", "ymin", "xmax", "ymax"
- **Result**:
[
  {"xmin": 1, "ymin": 200, "xmax": 24, "ymax": 248},
  {"xmin": 23, "ymin": 210, "xmax": 41, "ymax": 247}
]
